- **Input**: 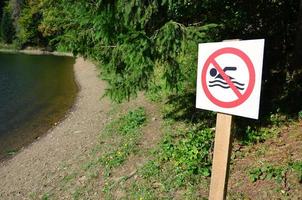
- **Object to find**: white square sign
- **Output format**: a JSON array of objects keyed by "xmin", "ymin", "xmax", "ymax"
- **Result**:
[{"xmin": 196, "ymin": 39, "xmax": 265, "ymax": 119}]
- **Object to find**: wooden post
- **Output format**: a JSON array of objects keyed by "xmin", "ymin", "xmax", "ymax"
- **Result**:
[{"xmin": 209, "ymin": 113, "xmax": 233, "ymax": 200}]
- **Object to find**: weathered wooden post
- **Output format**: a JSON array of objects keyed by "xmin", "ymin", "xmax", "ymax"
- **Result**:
[{"xmin": 209, "ymin": 113, "xmax": 233, "ymax": 199}]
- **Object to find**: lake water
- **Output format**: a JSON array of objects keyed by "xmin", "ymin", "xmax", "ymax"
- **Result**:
[{"xmin": 0, "ymin": 52, "xmax": 77, "ymax": 160}]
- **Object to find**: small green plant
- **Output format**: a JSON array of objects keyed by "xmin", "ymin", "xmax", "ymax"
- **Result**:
[
  {"xmin": 41, "ymin": 193, "xmax": 51, "ymax": 200},
  {"xmin": 290, "ymin": 161, "xmax": 302, "ymax": 182},
  {"xmin": 244, "ymin": 126, "xmax": 263, "ymax": 144},
  {"xmin": 118, "ymin": 107, "xmax": 146, "ymax": 135},
  {"xmin": 241, "ymin": 126, "xmax": 275, "ymax": 145},
  {"xmin": 249, "ymin": 161, "xmax": 302, "ymax": 190},
  {"xmin": 6, "ymin": 149, "xmax": 18, "ymax": 156},
  {"xmin": 159, "ymin": 126, "xmax": 214, "ymax": 177},
  {"xmin": 248, "ymin": 167, "xmax": 263, "ymax": 182},
  {"xmin": 104, "ymin": 107, "xmax": 146, "ymax": 136},
  {"xmin": 248, "ymin": 164, "xmax": 287, "ymax": 183},
  {"xmin": 269, "ymin": 111, "xmax": 287, "ymax": 126},
  {"xmin": 298, "ymin": 111, "xmax": 302, "ymax": 120}
]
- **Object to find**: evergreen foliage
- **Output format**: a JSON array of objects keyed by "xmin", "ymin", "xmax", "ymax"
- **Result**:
[
  {"xmin": 38, "ymin": 0, "xmax": 223, "ymax": 102},
  {"xmin": 0, "ymin": 2, "xmax": 15, "ymax": 43}
]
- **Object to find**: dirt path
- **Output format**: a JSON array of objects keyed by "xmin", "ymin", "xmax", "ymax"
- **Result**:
[{"xmin": 0, "ymin": 57, "xmax": 111, "ymax": 199}]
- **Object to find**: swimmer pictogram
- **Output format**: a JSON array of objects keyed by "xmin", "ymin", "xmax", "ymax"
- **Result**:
[{"xmin": 208, "ymin": 66, "xmax": 245, "ymax": 90}]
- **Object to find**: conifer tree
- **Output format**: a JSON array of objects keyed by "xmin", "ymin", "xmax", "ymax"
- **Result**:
[{"xmin": 39, "ymin": 0, "xmax": 222, "ymax": 101}]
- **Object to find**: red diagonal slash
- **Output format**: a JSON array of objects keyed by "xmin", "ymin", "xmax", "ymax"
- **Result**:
[
  {"xmin": 211, "ymin": 59, "xmax": 242, "ymax": 98},
  {"xmin": 201, "ymin": 47, "xmax": 255, "ymax": 108}
]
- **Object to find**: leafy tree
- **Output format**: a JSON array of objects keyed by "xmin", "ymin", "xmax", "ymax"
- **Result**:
[{"xmin": 16, "ymin": 0, "xmax": 47, "ymax": 47}]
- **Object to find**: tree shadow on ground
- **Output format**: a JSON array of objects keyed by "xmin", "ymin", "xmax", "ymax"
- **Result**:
[
  {"xmin": 163, "ymin": 91, "xmax": 216, "ymax": 128},
  {"xmin": 163, "ymin": 75, "xmax": 302, "ymax": 142}
]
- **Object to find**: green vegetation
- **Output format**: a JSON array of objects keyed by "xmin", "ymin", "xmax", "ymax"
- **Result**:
[
  {"xmin": 0, "ymin": 1, "xmax": 15, "ymax": 43},
  {"xmin": 158, "ymin": 126, "xmax": 214, "ymax": 177},
  {"xmin": 248, "ymin": 161, "xmax": 302, "ymax": 186},
  {"xmin": 248, "ymin": 164, "xmax": 288, "ymax": 183},
  {"xmin": 291, "ymin": 161, "xmax": 302, "ymax": 182},
  {"xmin": 99, "ymin": 107, "xmax": 147, "ymax": 198},
  {"xmin": 5, "ymin": 149, "xmax": 18, "ymax": 156},
  {"xmin": 41, "ymin": 193, "xmax": 51, "ymax": 200},
  {"xmin": 98, "ymin": 107, "xmax": 146, "ymax": 174},
  {"xmin": 16, "ymin": 0, "xmax": 45, "ymax": 47},
  {"xmin": 299, "ymin": 110, "xmax": 302, "ymax": 120},
  {"xmin": 119, "ymin": 124, "xmax": 214, "ymax": 198},
  {"xmin": 94, "ymin": 99, "xmax": 216, "ymax": 198},
  {"xmin": 99, "ymin": 128, "xmax": 213, "ymax": 198},
  {"xmin": 0, "ymin": 0, "xmax": 301, "ymax": 198}
]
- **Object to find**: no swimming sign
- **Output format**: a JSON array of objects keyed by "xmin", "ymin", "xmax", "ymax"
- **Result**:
[{"xmin": 196, "ymin": 39, "xmax": 265, "ymax": 119}]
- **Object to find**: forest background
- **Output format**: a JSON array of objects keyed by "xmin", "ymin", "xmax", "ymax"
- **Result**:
[{"xmin": 1, "ymin": 0, "xmax": 301, "ymax": 113}]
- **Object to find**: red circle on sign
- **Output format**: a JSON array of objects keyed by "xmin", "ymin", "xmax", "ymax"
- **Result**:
[{"xmin": 201, "ymin": 47, "xmax": 255, "ymax": 108}]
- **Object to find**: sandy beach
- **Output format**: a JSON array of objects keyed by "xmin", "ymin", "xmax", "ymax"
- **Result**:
[{"xmin": 0, "ymin": 56, "xmax": 111, "ymax": 199}]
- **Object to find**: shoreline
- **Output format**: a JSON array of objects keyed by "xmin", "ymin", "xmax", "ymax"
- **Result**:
[
  {"xmin": 0, "ymin": 54, "xmax": 111, "ymax": 198},
  {"xmin": 0, "ymin": 48, "xmax": 73, "ymax": 57},
  {"xmin": 0, "ymin": 51, "xmax": 78, "ymax": 161}
]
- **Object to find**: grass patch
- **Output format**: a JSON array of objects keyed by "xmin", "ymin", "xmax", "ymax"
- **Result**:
[
  {"xmin": 62, "ymin": 172, "xmax": 78, "ymax": 184},
  {"xmin": 98, "ymin": 107, "xmax": 146, "ymax": 174},
  {"xmin": 235, "ymin": 111, "xmax": 292, "ymax": 146},
  {"xmin": 110, "ymin": 121, "xmax": 213, "ymax": 199},
  {"xmin": 239, "ymin": 126, "xmax": 279, "ymax": 145},
  {"xmin": 248, "ymin": 164, "xmax": 288, "ymax": 183},
  {"xmin": 158, "ymin": 125, "xmax": 214, "ymax": 177},
  {"xmin": 289, "ymin": 161, "xmax": 302, "ymax": 183},
  {"xmin": 101, "ymin": 92, "xmax": 219, "ymax": 198},
  {"xmin": 98, "ymin": 107, "xmax": 147, "ymax": 198}
]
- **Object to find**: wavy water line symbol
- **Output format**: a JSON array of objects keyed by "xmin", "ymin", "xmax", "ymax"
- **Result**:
[{"xmin": 208, "ymin": 80, "xmax": 245, "ymax": 90}]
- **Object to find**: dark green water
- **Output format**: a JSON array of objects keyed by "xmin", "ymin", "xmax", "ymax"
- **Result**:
[{"xmin": 0, "ymin": 52, "xmax": 77, "ymax": 160}]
